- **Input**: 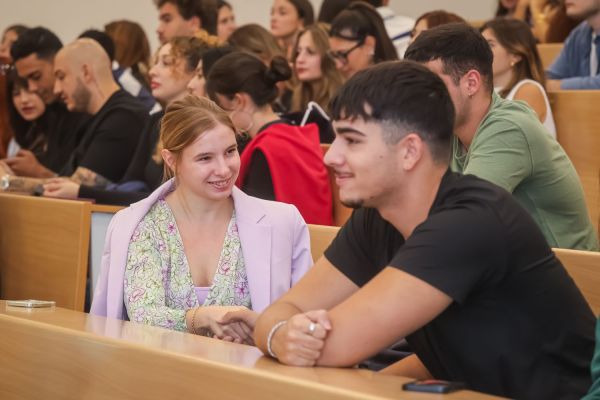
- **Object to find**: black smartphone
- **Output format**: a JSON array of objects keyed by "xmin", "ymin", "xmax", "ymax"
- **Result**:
[{"xmin": 403, "ymin": 379, "xmax": 465, "ymax": 394}]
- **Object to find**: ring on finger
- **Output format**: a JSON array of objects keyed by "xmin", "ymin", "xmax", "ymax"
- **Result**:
[{"xmin": 308, "ymin": 322, "xmax": 316, "ymax": 335}]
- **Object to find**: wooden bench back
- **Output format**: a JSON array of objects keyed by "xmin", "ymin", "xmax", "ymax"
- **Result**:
[
  {"xmin": 0, "ymin": 194, "xmax": 91, "ymax": 310},
  {"xmin": 550, "ymin": 90, "xmax": 600, "ymax": 236}
]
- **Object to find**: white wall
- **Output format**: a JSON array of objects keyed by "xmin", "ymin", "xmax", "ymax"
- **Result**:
[{"xmin": 0, "ymin": 0, "xmax": 497, "ymax": 53}]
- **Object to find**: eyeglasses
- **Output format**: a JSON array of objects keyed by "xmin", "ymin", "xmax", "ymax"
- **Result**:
[{"xmin": 327, "ymin": 38, "xmax": 365, "ymax": 65}]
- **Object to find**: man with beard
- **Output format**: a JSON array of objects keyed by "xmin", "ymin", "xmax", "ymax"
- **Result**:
[{"xmin": 51, "ymin": 38, "xmax": 147, "ymax": 187}]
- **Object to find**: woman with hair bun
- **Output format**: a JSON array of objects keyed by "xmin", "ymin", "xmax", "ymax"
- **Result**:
[{"xmin": 207, "ymin": 51, "xmax": 332, "ymax": 225}]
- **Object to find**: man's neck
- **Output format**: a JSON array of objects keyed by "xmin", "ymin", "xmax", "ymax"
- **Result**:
[
  {"xmin": 87, "ymin": 81, "xmax": 120, "ymax": 115},
  {"xmin": 455, "ymin": 94, "xmax": 492, "ymax": 150},
  {"xmin": 378, "ymin": 165, "xmax": 447, "ymax": 239}
]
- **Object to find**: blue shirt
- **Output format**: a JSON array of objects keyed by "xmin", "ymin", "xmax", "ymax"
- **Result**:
[{"xmin": 547, "ymin": 21, "xmax": 600, "ymax": 89}]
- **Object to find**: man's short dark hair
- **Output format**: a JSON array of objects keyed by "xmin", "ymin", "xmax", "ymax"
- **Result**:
[
  {"xmin": 154, "ymin": 0, "xmax": 218, "ymax": 35},
  {"xmin": 10, "ymin": 26, "xmax": 63, "ymax": 62},
  {"xmin": 78, "ymin": 29, "xmax": 115, "ymax": 61},
  {"xmin": 404, "ymin": 22, "xmax": 494, "ymax": 93},
  {"xmin": 330, "ymin": 61, "xmax": 455, "ymax": 163}
]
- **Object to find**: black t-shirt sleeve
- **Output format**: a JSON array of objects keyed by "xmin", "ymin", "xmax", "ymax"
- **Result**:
[
  {"xmin": 120, "ymin": 112, "xmax": 162, "ymax": 183},
  {"xmin": 324, "ymin": 208, "xmax": 404, "ymax": 286},
  {"xmin": 390, "ymin": 206, "xmax": 507, "ymax": 304},
  {"xmin": 79, "ymin": 110, "xmax": 145, "ymax": 182},
  {"xmin": 241, "ymin": 150, "xmax": 275, "ymax": 201}
]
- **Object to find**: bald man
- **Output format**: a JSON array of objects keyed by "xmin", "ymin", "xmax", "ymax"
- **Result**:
[{"xmin": 50, "ymin": 39, "xmax": 148, "ymax": 187}]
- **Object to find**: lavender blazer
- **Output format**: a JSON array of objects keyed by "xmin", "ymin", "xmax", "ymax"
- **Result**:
[{"xmin": 90, "ymin": 179, "xmax": 313, "ymax": 319}]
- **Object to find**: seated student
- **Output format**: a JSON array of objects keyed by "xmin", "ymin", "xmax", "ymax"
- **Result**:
[
  {"xmin": 289, "ymin": 23, "xmax": 342, "ymax": 143},
  {"xmin": 328, "ymin": 2, "xmax": 398, "ymax": 80},
  {"xmin": 404, "ymin": 23, "xmax": 598, "ymax": 251},
  {"xmin": 244, "ymin": 61, "xmax": 596, "ymax": 400},
  {"xmin": 45, "ymin": 39, "xmax": 147, "ymax": 188},
  {"xmin": 481, "ymin": 18, "xmax": 556, "ymax": 138},
  {"xmin": 270, "ymin": 0, "xmax": 314, "ymax": 60},
  {"xmin": 216, "ymin": 0, "xmax": 236, "ymax": 42},
  {"xmin": 91, "ymin": 96, "xmax": 312, "ymax": 341},
  {"xmin": 227, "ymin": 24, "xmax": 292, "ymax": 113},
  {"xmin": 105, "ymin": 19, "xmax": 152, "ymax": 93},
  {"xmin": 6, "ymin": 27, "xmax": 89, "ymax": 176},
  {"xmin": 363, "ymin": 0, "xmax": 415, "ymax": 58},
  {"xmin": 409, "ymin": 10, "xmax": 465, "ymax": 43},
  {"xmin": 155, "ymin": 0, "xmax": 218, "ymax": 44},
  {"xmin": 206, "ymin": 51, "xmax": 333, "ymax": 225},
  {"xmin": 187, "ymin": 46, "xmax": 232, "ymax": 99},
  {"xmin": 5, "ymin": 68, "xmax": 46, "ymax": 158},
  {"xmin": 291, "ymin": 24, "xmax": 342, "ymax": 115},
  {"xmin": 546, "ymin": 0, "xmax": 600, "ymax": 90},
  {"xmin": 44, "ymin": 36, "xmax": 214, "ymax": 204},
  {"xmin": 79, "ymin": 29, "xmax": 157, "ymax": 112}
]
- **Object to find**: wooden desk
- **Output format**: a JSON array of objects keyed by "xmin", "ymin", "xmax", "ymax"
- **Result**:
[{"xmin": 0, "ymin": 302, "xmax": 502, "ymax": 400}]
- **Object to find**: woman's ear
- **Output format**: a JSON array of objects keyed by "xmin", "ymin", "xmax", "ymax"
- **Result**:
[
  {"xmin": 161, "ymin": 148, "xmax": 176, "ymax": 174},
  {"xmin": 364, "ymin": 35, "xmax": 376, "ymax": 55}
]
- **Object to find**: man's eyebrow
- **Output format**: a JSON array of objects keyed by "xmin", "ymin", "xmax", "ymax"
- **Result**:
[{"xmin": 334, "ymin": 126, "xmax": 366, "ymax": 136}]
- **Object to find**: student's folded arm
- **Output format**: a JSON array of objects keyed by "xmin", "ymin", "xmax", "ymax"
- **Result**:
[
  {"xmin": 254, "ymin": 256, "xmax": 358, "ymax": 356},
  {"xmin": 315, "ymin": 267, "xmax": 452, "ymax": 367}
]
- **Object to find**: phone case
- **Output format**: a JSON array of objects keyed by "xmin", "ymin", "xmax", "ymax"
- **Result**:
[
  {"xmin": 7, "ymin": 300, "xmax": 56, "ymax": 308},
  {"xmin": 403, "ymin": 379, "xmax": 465, "ymax": 393}
]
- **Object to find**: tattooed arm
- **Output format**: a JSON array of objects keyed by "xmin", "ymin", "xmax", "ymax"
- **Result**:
[{"xmin": 70, "ymin": 166, "xmax": 112, "ymax": 188}]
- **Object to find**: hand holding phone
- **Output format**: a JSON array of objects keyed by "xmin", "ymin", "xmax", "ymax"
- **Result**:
[{"xmin": 403, "ymin": 379, "xmax": 465, "ymax": 394}]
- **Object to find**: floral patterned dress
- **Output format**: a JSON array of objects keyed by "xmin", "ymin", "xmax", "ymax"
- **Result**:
[{"xmin": 123, "ymin": 198, "xmax": 252, "ymax": 331}]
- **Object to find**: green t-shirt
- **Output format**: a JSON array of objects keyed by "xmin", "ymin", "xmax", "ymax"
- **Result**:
[{"xmin": 451, "ymin": 93, "xmax": 598, "ymax": 251}]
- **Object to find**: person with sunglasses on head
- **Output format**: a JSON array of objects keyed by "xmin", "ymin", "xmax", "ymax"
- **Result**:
[{"xmin": 328, "ymin": 1, "xmax": 397, "ymax": 80}]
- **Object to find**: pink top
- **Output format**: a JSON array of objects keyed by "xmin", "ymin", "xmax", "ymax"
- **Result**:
[{"xmin": 195, "ymin": 287, "xmax": 210, "ymax": 305}]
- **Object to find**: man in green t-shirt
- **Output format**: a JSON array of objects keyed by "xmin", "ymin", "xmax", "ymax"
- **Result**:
[{"xmin": 405, "ymin": 23, "xmax": 598, "ymax": 251}]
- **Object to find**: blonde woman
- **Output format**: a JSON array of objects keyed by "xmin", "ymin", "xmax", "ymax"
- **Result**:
[{"xmin": 91, "ymin": 96, "xmax": 311, "ymax": 343}]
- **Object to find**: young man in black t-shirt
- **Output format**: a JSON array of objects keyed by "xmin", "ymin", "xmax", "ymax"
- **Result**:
[{"xmin": 240, "ymin": 62, "xmax": 595, "ymax": 399}]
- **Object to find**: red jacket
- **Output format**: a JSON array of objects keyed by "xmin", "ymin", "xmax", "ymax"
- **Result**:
[{"xmin": 237, "ymin": 122, "xmax": 333, "ymax": 225}]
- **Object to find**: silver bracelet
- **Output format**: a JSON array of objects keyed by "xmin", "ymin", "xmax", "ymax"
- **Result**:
[{"xmin": 266, "ymin": 320, "xmax": 288, "ymax": 359}]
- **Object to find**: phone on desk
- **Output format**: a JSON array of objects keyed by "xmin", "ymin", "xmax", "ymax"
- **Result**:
[
  {"xmin": 403, "ymin": 379, "xmax": 465, "ymax": 393},
  {"xmin": 7, "ymin": 299, "xmax": 56, "ymax": 308}
]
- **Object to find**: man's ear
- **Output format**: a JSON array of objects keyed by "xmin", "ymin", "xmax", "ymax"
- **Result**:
[
  {"xmin": 463, "ymin": 69, "xmax": 483, "ymax": 97},
  {"xmin": 399, "ymin": 133, "xmax": 425, "ymax": 171},
  {"xmin": 81, "ymin": 63, "xmax": 93, "ymax": 84}
]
